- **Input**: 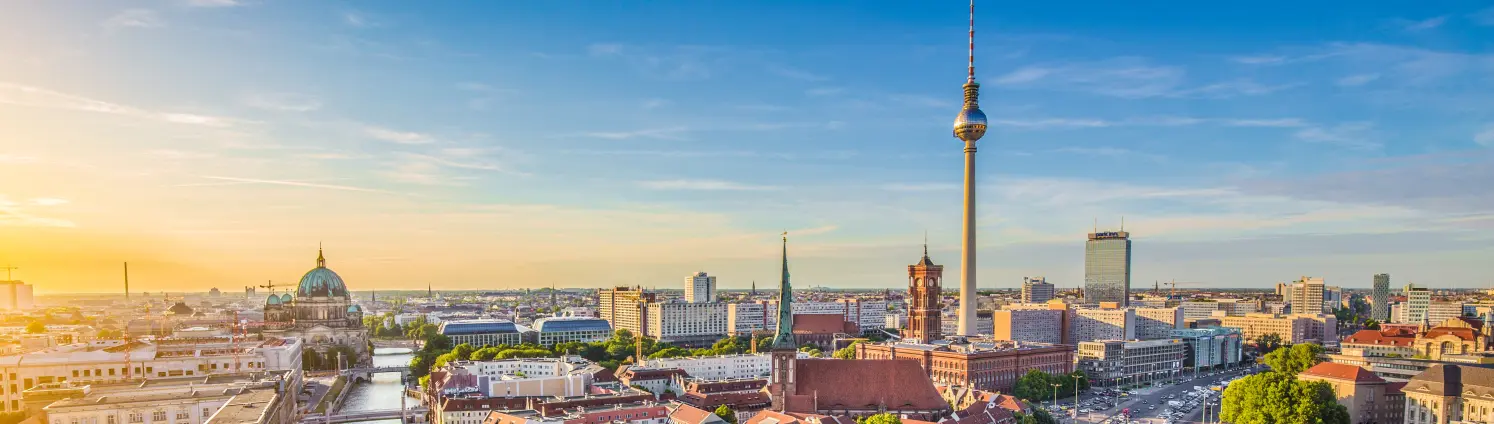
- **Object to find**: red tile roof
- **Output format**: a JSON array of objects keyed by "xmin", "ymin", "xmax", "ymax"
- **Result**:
[
  {"xmin": 789, "ymin": 359, "xmax": 949, "ymax": 411},
  {"xmin": 1342, "ymin": 329, "xmax": 1414, "ymax": 347},
  {"xmin": 1302, "ymin": 362, "xmax": 1385, "ymax": 383},
  {"xmin": 1423, "ymin": 327, "xmax": 1478, "ymax": 342},
  {"xmin": 793, "ymin": 314, "xmax": 851, "ymax": 335},
  {"xmin": 668, "ymin": 404, "xmax": 720, "ymax": 424}
]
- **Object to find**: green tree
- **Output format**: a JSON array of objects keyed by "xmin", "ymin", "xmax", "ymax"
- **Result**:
[
  {"xmin": 713, "ymin": 405, "xmax": 738, "ymax": 424},
  {"xmin": 1221, "ymin": 372, "xmax": 1348, "ymax": 424},
  {"xmin": 424, "ymin": 333, "xmax": 452, "ymax": 352},
  {"xmin": 1262, "ymin": 343, "xmax": 1324, "ymax": 375},
  {"xmin": 1254, "ymin": 333, "xmax": 1283, "ymax": 352},
  {"xmin": 1013, "ymin": 369, "xmax": 1056, "ymax": 402},
  {"xmin": 861, "ymin": 413, "xmax": 901, "ymax": 424},
  {"xmin": 471, "ymin": 347, "xmax": 503, "ymax": 361},
  {"xmin": 1364, "ymin": 319, "xmax": 1381, "ymax": 330},
  {"xmin": 25, "ymin": 321, "xmax": 45, "ymax": 334},
  {"xmin": 450, "ymin": 343, "xmax": 477, "ymax": 361},
  {"xmin": 409, "ymin": 352, "xmax": 436, "ymax": 378},
  {"xmin": 1014, "ymin": 409, "xmax": 1057, "ymax": 424}
]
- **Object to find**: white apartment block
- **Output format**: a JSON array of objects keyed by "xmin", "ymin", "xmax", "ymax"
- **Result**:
[
  {"xmin": 0, "ymin": 337, "xmax": 302, "ymax": 413},
  {"xmin": 1070, "ymin": 307, "xmax": 1136, "ymax": 344},
  {"xmin": 640, "ymin": 353, "xmax": 788, "ymax": 381},
  {"xmin": 1135, "ymin": 307, "xmax": 1183, "ymax": 340},
  {"xmin": 39, "ymin": 372, "xmax": 294, "ymax": 424},
  {"xmin": 600, "ymin": 287, "xmax": 654, "ymax": 336},
  {"xmin": 1181, "ymin": 302, "xmax": 1221, "ymax": 321},
  {"xmin": 684, "ymin": 272, "xmax": 717, "ymax": 304},
  {"xmin": 440, "ymin": 356, "xmax": 601, "ymax": 398},
  {"xmin": 1289, "ymin": 277, "xmax": 1326, "ymax": 315},
  {"xmin": 1215, "ymin": 299, "xmax": 1258, "ymax": 316},
  {"xmin": 726, "ymin": 303, "xmax": 766, "ymax": 336},
  {"xmin": 1218, "ymin": 313, "xmax": 1338, "ymax": 346},
  {"xmin": 1397, "ymin": 301, "xmax": 1464, "ymax": 326},
  {"xmin": 646, "ymin": 302, "xmax": 728, "ymax": 345},
  {"xmin": 992, "ymin": 308, "xmax": 1064, "ymax": 345},
  {"xmin": 1399, "ymin": 284, "xmax": 1432, "ymax": 324},
  {"xmin": 1021, "ymin": 277, "xmax": 1055, "ymax": 304},
  {"xmin": 761, "ymin": 299, "xmax": 888, "ymax": 335}
]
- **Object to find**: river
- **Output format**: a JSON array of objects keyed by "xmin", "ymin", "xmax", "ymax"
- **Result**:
[{"xmin": 340, "ymin": 348, "xmax": 419, "ymax": 424}]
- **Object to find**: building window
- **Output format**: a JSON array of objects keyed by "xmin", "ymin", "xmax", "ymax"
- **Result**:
[
  {"xmin": 153, "ymin": 411, "xmax": 166, "ymax": 422},
  {"xmin": 108, "ymin": 417, "xmax": 116, "ymax": 424},
  {"xmin": 129, "ymin": 413, "xmax": 142, "ymax": 424}
]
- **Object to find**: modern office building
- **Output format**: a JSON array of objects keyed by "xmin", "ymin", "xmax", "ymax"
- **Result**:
[
  {"xmin": 1400, "ymin": 284, "xmax": 1432, "ymax": 324},
  {"xmin": 438, "ymin": 319, "xmax": 529, "ymax": 347},
  {"xmin": 1134, "ymin": 307, "xmax": 1183, "ymax": 340},
  {"xmin": 1020, "ymin": 277, "xmax": 1054, "ymax": 304},
  {"xmin": 1084, "ymin": 230, "xmax": 1132, "ymax": 306},
  {"xmin": 0, "ymin": 281, "xmax": 34, "ymax": 311},
  {"xmin": 1070, "ymin": 305, "xmax": 1136, "ymax": 344},
  {"xmin": 530, "ymin": 317, "xmax": 612, "ymax": 346},
  {"xmin": 1371, "ymin": 274, "xmax": 1390, "ymax": 322},
  {"xmin": 599, "ymin": 286, "xmax": 656, "ymax": 336},
  {"xmin": 1075, "ymin": 339, "xmax": 1185, "ymax": 387},
  {"xmin": 685, "ymin": 272, "xmax": 717, "ymax": 304},
  {"xmin": 1170, "ymin": 328, "xmax": 1242, "ymax": 375},
  {"xmin": 646, "ymin": 301, "xmax": 728, "ymax": 346},
  {"xmin": 1180, "ymin": 302, "xmax": 1219, "ymax": 321},
  {"xmin": 1288, "ymin": 276, "xmax": 1326, "ymax": 314}
]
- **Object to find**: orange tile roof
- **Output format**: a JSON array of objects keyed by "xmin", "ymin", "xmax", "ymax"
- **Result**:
[
  {"xmin": 1342, "ymin": 329, "xmax": 1414, "ymax": 347},
  {"xmin": 1303, "ymin": 362, "xmax": 1385, "ymax": 383}
]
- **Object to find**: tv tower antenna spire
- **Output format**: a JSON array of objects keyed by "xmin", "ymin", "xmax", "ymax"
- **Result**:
[{"xmin": 968, "ymin": 0, "xmax": 976, "ymax": 83}]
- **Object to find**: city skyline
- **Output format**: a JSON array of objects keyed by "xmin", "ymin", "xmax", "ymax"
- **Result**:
[{"xmin": 3, "ymin": 1, "xmax": 1494, "ymax": 293}]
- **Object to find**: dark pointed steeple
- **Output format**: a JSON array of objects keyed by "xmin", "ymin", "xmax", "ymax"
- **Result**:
[
  {"xmin": 771, "ymin": 232, "xmax": 796, "ymax": 350},
  {"xmin": 316, "ymin": 244, "xmax": 326, "ymax": 268}
]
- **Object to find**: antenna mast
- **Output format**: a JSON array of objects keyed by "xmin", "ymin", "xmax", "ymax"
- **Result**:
[{"xmin": 967, "ymin": 0, "xmax": 976, "ymax": 82}]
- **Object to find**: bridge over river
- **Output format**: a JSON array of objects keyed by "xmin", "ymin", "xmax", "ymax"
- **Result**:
[{"xmin": 302, "ymin": 408, "xmax": 429, "ymax": 424}]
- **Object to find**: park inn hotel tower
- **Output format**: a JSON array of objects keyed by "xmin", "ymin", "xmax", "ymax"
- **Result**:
[{"xmin": 1084, "ymin": 229, "xmax": 1132, "ymax": 306}]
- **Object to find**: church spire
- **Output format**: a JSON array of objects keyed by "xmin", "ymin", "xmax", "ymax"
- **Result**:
[
  {"xmin": 770, "ymin": 231, "xmax": 796, "ymax": 350},
  {"xmin": 316, "ymin": 244, "xmax": 326, "ymax": 268}
]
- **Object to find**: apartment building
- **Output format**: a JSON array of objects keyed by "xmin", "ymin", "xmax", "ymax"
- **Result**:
[
  {"xmin": 1070, "ymin": 306, "xmax": 1135, "ymax": 344},
  {"xmin": 1075, "ymin": 339, "xmax": 1185, "ymax": 387},
  {"xmin": 646, "ymin": 302, "xmax": 728, "ymax": 346},
  {"xmin": 599, "ymin": 287, "xmax": 656, "ymax": 337},
  {"xmin": 1134, "ymin": 307, "xmax": 1183, "ymax": 340},
  {"xmin": 0, "ymin": 337, "xmax": 302, "ymax": 414},
  {"xmin": 1218, "ymin": 313, "xmax": 1338, "ymax": 346}
]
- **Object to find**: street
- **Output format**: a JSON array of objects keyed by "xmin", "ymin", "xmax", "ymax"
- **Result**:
[{"xmin": 1043, "ymin": 364, "xmax": 1264, "ymax": 424}]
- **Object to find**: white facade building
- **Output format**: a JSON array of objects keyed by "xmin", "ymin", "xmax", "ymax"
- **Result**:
[
  {"xmin": 1399, "ymin": 284, "xmax": 1431, "ymax": 324},
  {"xmin": 1070, "ymin": 307, "xmax": 1136, "ymax": 344},
  {"xmin": 0, "ymin": 281, "xmax": 34, "ymax": 311},
  {"xmin": 1134, "ymin": 307, "xmax": 1183, "ymax": 340},
  {"xmin": 761, "ymin": 299, "xmax": 888, "ymax": 335},
  {"xmin": 39, "ymin": 372, "xmax": 294, "ymax": 424},
  {"xmin": 0, "ymin": 337, "xmax": 302, "ymax": 414},
  {"xmin": 646, "ymin": 302, "xmax": 728, "ymax": 345},
  {"xmin": 440, "ymin": 356, "xmax": 601, "ymax": 399},
  {"xmin": 639, "ymin": 353, "xmax": 806, "ymax": 381},
  {"xmin": 726, "ymin": 303, "xmax": 766, "ymax": 336},
  {"xmin": 684, "ymin": 272, "xmax": 717, "ymax": 304},
  {"xmin": 992, "ymin": 308, "xmax": 1065, "ymax": 345}
]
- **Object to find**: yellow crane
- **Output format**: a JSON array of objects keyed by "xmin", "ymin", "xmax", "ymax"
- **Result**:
[{"xmin": 1165, "ymin": 280, "xmax": 1205, "ymax": 298}]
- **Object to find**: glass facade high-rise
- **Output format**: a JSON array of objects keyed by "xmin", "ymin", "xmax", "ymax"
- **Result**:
[
  {"xmin": 1084, "ymin": 230, "xmax": 1132, "ymax": 306},
  {"xmin": 1371, "ymin": 274, "xmax": 1390, "ymax": 322}
]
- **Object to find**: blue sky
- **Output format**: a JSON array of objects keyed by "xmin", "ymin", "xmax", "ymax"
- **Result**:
[{"xmin": 1, "ymin": 0, "xmax": 1492, "ymax": 293}]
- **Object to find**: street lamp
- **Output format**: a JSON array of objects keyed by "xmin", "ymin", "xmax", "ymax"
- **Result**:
[{"xmin": 1051, "ymin": 383, "xmax": 1063, "ymax": 421}]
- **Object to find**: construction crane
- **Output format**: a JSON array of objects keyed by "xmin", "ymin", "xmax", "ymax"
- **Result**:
[
  {"xmin": 258, "ymin": 280, "xmax": 278, "ymax": 296},
  {"xmin": 1165, "ymin": 280, "xmax": 1205, "ymax": 299}
]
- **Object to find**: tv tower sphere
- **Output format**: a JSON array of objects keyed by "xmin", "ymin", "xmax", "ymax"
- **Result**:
[{"xmin": 953, "ymin": 95, "xmax": 987, "ymax": 143}]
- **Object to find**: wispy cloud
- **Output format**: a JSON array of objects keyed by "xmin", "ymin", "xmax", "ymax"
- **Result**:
[
  {"xmin": 989, "ymin": 116, "xmax": 1306, "ymax": 129},
  {"xmin": 183, "ymin": 0, "xmax": 243, "ymax": 7},
  {"xmin": 989, "ymin": 59, "xmax": 1187, "ymax": 98},
  {"xmin": 1392, "ymin": 16, "xmax": 1448, "ymax": 31},
  {"xmin": 641, "ymin": 98, "xmax": 670, "ymax": 109},
  {"xmin": 0, "ymin": 196, "xmax": 75, "ymax": 228},
  {"xmin": 193, "ymin": 176, "xmax": 388, "ymax": 193},
  {"xmin": 991, "ymin": 118, "xmax": 1111, "ymax": 129},
  {"xmin": 1229, "ymin": 55, "xmax": 1288, "ymax": 65},
  {"xmin": 1335, "ymin": 74, "xmax": 1381, "ymax": 87},
  {"xmin": 888, "ymin": 94, "xmax": 951, "ymax": 109},
  {"xmin": 1053, "ymin": 147, "xmax": 1164, "ymax": 161},
  {"xmin": 585, "ymin": 43, "xmax": 716, "ymax": 80},
  {"xmin": 0, "ymin": 82, "xmax": 236, "ymax": 127},
  {"xmin": 149, "ymin": 149, "xmax": 216, "ymax": 160},
  {"xmin": 103, "ymin": 9, "xmax": 165, "ymax": 30},
  {"xmin": 343, "ymin": 11, "xmax": 378, "ymax": 28},
  {"xmin": 806, "ymin": 87, "xmax": 844, "ymax": 96},
  {"xmin": 243, "ymin": 92, "xmax": 321, "ymax": 112},
  {"xmin": 1475, "ymin": 126, "xmax": 1494, "ymax": 147},
  {"xmin": 766, "ymin": 65, "xmax": 828, "ymax": 82},
  {"xmin": 364, "ymin": 126, "xmax": 435, "ymax": 144},
  {"xmin": 29, "ymin": 198, "xmax": 69, "ymax": 206},
  {"xmin": 637, "ymin": 179, "xmax": 778, "ymax": 191},
  {"xmin": 1472, "ymin": 7, "xmax": 1494, "ymax": 26},
  {"xmin": 580, "ymin": 127, "xmax": 690, "ymax": 141},
  {"xmin": 1294, "ymin": 122, "xmax": 1380, "ymax": 150},
  {"xmin": 880, "ymin": 183, "xmax": 960, "ymax": 192}
]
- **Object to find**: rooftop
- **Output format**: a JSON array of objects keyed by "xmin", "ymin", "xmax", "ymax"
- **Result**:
[{"xmin": 1302, "ymin": 363, "xmax": 1385, "ymax": 383}]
